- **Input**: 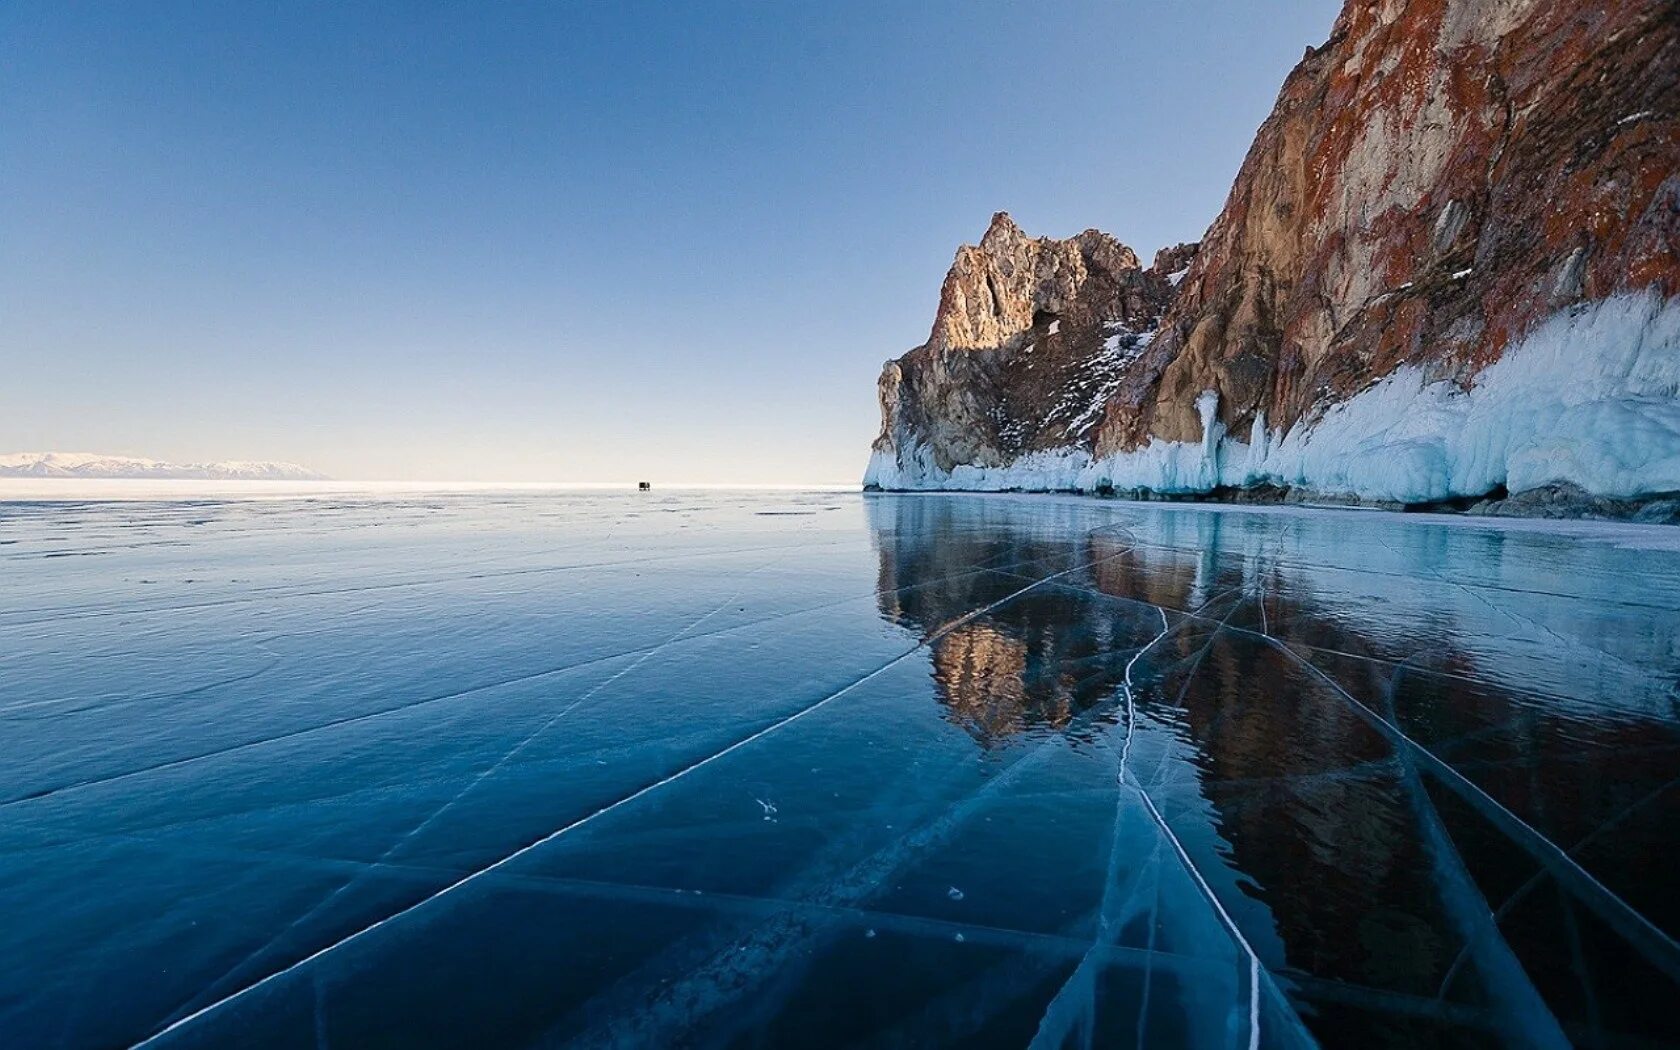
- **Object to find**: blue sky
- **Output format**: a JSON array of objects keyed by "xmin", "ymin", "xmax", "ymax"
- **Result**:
[{"xmin": 1, "ymin": 1, "xmax": 1340, "ymax": 483}]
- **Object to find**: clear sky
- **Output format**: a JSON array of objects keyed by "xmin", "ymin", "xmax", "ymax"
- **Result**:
[{"xmin": 2, "ymin": 1, "xmax": 1340, "ymax": 483}]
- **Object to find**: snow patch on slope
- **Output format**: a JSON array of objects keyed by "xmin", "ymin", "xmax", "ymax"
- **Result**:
[
  {"xmin": 865, "ymin": 293, "xmax": 1680, "ymax": 503},
  {"xmin": 1041, "ymin": 328, "xmax": 1155, "ymax": 440}
]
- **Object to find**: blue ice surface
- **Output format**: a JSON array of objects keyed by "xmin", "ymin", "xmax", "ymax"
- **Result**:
[{"xmin": 3, "ymin": 488, "xmax": 1680, "ymax": 1048}]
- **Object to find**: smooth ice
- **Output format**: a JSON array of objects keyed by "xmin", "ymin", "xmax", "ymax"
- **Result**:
[{"xmin": 3, "ymin": 489, "xmax": 1680, "ymax": 1048}]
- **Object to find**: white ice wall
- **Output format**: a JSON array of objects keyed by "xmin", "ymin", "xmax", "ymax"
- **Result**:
[{"xmin": 864, "ymin": 293, "xmax": 1680, "ymax": 504}]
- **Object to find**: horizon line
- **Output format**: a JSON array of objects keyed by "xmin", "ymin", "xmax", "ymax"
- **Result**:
[{"xmin": 0, "ymin": 478, "xmax": 863, "ymax": 491}]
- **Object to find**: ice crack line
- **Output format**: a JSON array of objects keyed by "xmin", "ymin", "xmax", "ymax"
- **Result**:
[
  {"xmin": 1033, "ymin": 590, "xmax": 1284, "ymax": 1050},
  {"xmin": 577, "ymin": 577, "xmax": 1203, "ymax": 1046},
  {"xmin": 1135, "ymin": 786, "xmax": 1264, "ymax": 1050},
  {"xmin": 1126, "ymin": 589, "xmax": 1274, "ymax": 1050},
  {"xmin": 1028, "ymin": 606, "xmax": 1182, "ymax": 1050},
  {"xmin": 1119, "ymin": 606, "xmax": 1172, "ymax": 783},
  {"xmin": 1, "ymin": 553, "xmax": 1037, "ymax": 807},
  {"xmin": 153, "ymin": 550, "xmax": 793, "ymax": 1028},
  {"xmin": 132, "ymin": 544, "xmax": 1139, "ymax": 1047},
  {"xmin": 0, "ymin": 536, "xmax": 862, "ymax": 630},
  {"xmin": 1435, "ymin": 771, "xmax": 1680, "ymax": 1001},
  {"xmin": 1263, "ymin": 632, "xmax": 1680, "ymax": 986}
]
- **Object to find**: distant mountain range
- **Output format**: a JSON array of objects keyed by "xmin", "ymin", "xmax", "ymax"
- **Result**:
[{"xmin": 0, "ymin": 452, "xmax": 327, "ymax": 480}]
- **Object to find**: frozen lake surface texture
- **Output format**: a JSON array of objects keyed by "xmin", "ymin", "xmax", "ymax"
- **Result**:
[{"xmin": 4, "ymin": 489, "xmax": 1680, "ymax": 1049}]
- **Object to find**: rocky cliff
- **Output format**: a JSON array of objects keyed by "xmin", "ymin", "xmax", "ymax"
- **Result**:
[
  {"xmin": 866, "ymin": 0, "xmax": 1680, "ymax": 511},
  {"xmin": 870, "ymin": 213, "xmax": 1192, "ymax": 481}
]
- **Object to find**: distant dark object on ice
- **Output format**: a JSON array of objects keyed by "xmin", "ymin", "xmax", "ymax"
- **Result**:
[{"xmin": 638, "ymin": 481, "xmax": 651, "ymax": 491}]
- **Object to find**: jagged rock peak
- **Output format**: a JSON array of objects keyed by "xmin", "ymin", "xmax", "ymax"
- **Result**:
[
  {"xmin": 977, "ymin": 210, "xmax": 1025, "ymax": 249},
  {"xmin": 867, "ymin": 214, "xmax": 1195, "ymax": 483},
  {"xmin": 928, "ymin": 213, "xmax": 1145, "ymax": 355}
]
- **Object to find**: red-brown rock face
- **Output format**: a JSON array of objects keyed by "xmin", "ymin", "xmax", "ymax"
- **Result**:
[
  {"xmin": 869, "ymin": 0, "xmax": 1680, "ymax": 507},
  {"xmin": 1098, "ymin": 0, "xmax": 1680, "ymax": 453}
]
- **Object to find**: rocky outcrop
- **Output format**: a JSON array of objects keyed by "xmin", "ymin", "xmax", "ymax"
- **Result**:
[
  {"xmin": 866, "ymin": 0, "xmax": 1680, "ymax": 509},
  {"xmin": 869, "ymin": 214, "xmax": 1191, "ymax": 486}
]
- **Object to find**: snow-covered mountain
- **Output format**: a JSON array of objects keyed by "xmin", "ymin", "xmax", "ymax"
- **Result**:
[{"xmin": 0, "ymin": 452, "xmax": 327, "ymax": 481}]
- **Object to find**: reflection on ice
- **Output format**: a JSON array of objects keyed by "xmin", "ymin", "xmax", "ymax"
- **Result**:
[
  {"xmin": 1, "ymin": 490, "xmax": 1678, "ymax": 1047},
  {"xmin": 871, "ymin": 495, "xmax": 1680, "ymax": 1046}
]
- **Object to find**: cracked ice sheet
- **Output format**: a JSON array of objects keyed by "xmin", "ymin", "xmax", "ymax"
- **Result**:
[
  {"xmin": 0, "ymin": 544, "xmax": 1143, "ymax": 1041},
  {"xmin": 132, "ymin": 658, "xmax": 1272, "ymax": 1049},
  {"xmin": 1063, "ymin": 596, "xmax": 1678, "ymax": 1042},
  {"xmin": 1019, "ymin": 520, "xmax": 1680, "ymax": 832},
  {"xmin": 163, "ymin": 566, "xmax": 1295, "ymax": 1045},
  {"xmin": 1151, "ymin": 576, "xmax": 1680, "ymax": 959},
  {"xmin": 886, "ymin": 495, "xmax": 1680, "ymax": 1044},
  {"xmin": 8, "ymin": 490, "xmax": 1680, "ymax": 1048},
  {"xmin": 3, "ymin": 527, "xmax": 1115, "ymax": 829},
  {"xmin": 0, "ymin": 540, "xmax": 918, "ymax": 799},
  {"xmin": 0, "ymin": 606, "xmax": 913, "ymax": 1030},
  {"xmin": 1048, "ymin": 562, "xmax": 1680, "ymax": 964},
  {"xmin": 0, "ymin": 496, "xmax": 873, "ymax": 644}
]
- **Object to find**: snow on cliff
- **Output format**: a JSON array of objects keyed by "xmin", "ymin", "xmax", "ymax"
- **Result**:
[{"xmin": 866, "ymin": 293, "xmax": 1680, "ymax": 504}]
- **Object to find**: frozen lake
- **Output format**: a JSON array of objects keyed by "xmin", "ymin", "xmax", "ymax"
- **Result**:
[{"xmin": 4, "ymin": 489, "xmax": 1680, "ymax": 1048}]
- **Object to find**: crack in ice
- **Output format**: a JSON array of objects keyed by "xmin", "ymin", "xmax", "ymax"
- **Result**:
[
  {"xmin": 1, "ymin": 551, "xmax": 1045, "ymax": 808},
  {"xmin": 151, "ymin": 550, "xmax": 796, "ymax": 1028},
  {"xmin": 131, "ymin": 540, "xmax": 1147, "ymax": 1047},
  {"xmin": 1262, "ymin": 631, "xmax": 1680, "ymax": 987}
]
